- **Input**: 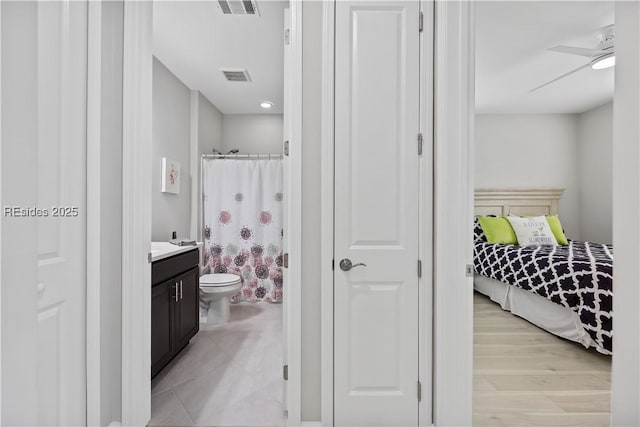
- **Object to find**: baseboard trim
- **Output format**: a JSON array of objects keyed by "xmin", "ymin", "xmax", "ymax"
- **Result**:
[{"xmin": 300, "ymin": 423, "xmax": 322, "ymax": 427}]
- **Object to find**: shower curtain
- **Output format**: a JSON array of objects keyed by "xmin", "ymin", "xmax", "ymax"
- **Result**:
[{"xmin": 202, "ymin": 158, "xmax": 284, "ymax": 302}]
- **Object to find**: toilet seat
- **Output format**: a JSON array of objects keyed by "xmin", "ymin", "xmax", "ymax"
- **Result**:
[
  {"xmin": 200, "ymin": 273, "xmax": 241, "ymax": 286},
  {"xmin": 200, "ymin": 273, "xmax": 242, "ymax": 295}
]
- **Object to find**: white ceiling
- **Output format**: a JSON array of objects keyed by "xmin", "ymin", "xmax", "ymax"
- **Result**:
[
  {"xmin": 154, "ymin": 1, "xmax": 613, "ymax": 115},
  {"xmin": 476, "ymin": 1, "xmax": 615, "ymax": 114},
  {"xmin": 153, "ymin": 1, "xmax": 288, "ymax": 114}
]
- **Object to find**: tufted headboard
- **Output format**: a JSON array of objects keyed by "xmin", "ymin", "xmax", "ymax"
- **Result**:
[{"xmin": 474, "ymin": 188, "xmax": 564, "ymax": 217}]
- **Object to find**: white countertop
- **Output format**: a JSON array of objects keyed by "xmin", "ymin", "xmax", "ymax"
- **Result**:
[{"xmin": 150, "ymin": 241, "xmax": 203, "ymax": 263}]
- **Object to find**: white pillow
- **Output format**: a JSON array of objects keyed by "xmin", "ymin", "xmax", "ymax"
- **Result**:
[{"xmin": 506, "ymin": 215, "xmax": 558, "ymax": 246}]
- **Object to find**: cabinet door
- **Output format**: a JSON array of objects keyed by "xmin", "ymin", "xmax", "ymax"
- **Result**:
[
  {"xmin": 175, "ymin": 267, "xmax": 200, "ymax": 351},
  {"xmin": 151, "ymin": 279, "xmax": 176, "ymax": 377}
]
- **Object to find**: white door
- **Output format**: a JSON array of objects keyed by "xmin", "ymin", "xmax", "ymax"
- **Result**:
[
  {"xmin": 1, "ymin": 1, "xmax": 88, "ymax": 425},
  {"xmin": 334, "ymin": 1, "xmax": 421, "ymax": 425}
]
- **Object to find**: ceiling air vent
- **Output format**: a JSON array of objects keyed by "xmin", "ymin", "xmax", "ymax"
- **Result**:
[
  {"xmin": 221, "ymin": 69, "xmax": 251, "ymax": 82},
  {"xmin": 217, "ymin": 0, "xmax": 260, "ymax": 16}
]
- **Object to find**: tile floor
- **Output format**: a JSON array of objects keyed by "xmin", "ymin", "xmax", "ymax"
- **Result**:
[{"xmin": 150, "ymin": 302, "xmax": 285, "ymax": 427}]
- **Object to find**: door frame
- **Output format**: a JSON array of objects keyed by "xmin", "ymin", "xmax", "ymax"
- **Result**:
[
  {"xmin": 86, "ymin": 1, "xmax": 102, "ymax": 425},
  {"xmin": 425, "ymin": 1, "xmax": 640, "ymax": 426},
  {"xmin": 114, "ymin": 2, "xmax": 303, "ymax": 426},
  {"xmin": 611, "ymin": 2, "xmax": 640, "ymax": 424},
  {"xmin": 320, "ymin": 1, "xmax": 435, "ymax": 425},
  {"xmin": 286, "ymin": 0, "xmax": 304, "ymax": 424},
  {"xmin": 0, "ymin": 2, "xmax": 4, "ymax": 422},
  {"xmin": 431, "ymin": 1, "xmax": 475, "ymax": 425},
  {"xmin": 319, "ymin": 3, "xmax": 333, "ymax": 424},
  {"xmin": 120, "ymin": 1, "xmax": 153, "ymax": 426}
]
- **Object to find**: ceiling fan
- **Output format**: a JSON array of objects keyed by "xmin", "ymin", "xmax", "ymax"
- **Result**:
[{"xmin": 530, "ymin": 24, "xmax": 615, "ymax": 93}]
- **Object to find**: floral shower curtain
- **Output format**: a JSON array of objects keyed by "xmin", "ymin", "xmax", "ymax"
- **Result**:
[{"xmin": 202, "ymin": 158, "xmax": 284, "ymax": 302}]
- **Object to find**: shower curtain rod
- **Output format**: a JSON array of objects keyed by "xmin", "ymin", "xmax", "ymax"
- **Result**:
[{"xmin": 202, "ymin": 153, "xmax": 284, "ymax": 160}]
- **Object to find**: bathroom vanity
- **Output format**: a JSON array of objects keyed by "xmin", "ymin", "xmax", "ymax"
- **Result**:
[{"xmin": 150, "ymin": 243, "xmax": 201, "ymax": 377}]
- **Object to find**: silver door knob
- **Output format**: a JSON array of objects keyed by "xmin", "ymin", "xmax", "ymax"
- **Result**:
[{"xmin": 339, "ymin": 259, "xmax": 367, "ymax": 271}]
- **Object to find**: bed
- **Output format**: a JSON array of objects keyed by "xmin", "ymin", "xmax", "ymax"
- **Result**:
[{"xmin": 473, "ymin": 188, "xmax": 613, "ymax": 355}]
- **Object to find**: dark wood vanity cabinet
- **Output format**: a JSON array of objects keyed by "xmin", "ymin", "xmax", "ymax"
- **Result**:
[
  {"xmin": 151, "ymin": 248, "xmax": 200, "ymax": 378},
  {"xmin": 174, "ymin": 267, "xmax": 200, "ymax": 350}
]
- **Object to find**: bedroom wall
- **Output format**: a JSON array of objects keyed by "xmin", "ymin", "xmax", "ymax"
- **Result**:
[
  {"xmin": 475, "ymin": 114, "xmax": 581, "ymax": 239},
  {"xmin": 221, "ymin": 114, "xmax": 283, "ymax": 154},
  {"xmin": 152, "ymin": 57, "xmax": 192, "ymax": 241},
  {"xmin": 577, "ymin": 102, "xmax": 613, "ymax": 244}
]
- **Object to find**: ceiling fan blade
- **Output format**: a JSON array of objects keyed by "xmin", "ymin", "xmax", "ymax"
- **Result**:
[
  {"xmin": 529, "ymin": 62, "xmax": 592, "ymax": 93},
  {"xmin": 549, "ymin": 45, "xmax": 607, "ymax": 58}
]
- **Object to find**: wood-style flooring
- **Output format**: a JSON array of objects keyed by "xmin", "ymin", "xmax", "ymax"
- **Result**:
[{"xmin": 473, "ymin": 291, "xmax": 612, "ymax": 427}]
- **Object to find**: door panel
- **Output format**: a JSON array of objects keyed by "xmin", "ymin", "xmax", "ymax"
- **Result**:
[
  {"xmin": 334, "ymin": 1, "xmax": 420, "ymax": 425},
  {"xmin": 34, "ymin": 1, "xmax": 88, "ymax": 425},
  {"xmin": 1, "ymin": 1, "xmax": 87, "ymax": 423}
]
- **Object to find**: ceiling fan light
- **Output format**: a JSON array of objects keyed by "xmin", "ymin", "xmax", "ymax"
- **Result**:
[{"xmin": 591, "ymin": 54, "xmax": 615, "ymax": 70}]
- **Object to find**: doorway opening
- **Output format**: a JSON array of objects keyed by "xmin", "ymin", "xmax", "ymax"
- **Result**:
[
  {"xmin": 472, "ymin": 2, "xmax": 614, "ymax": 425},
  {"xmin": 148, "ymin": 2, "xmax": 298, "ymax": 426}
]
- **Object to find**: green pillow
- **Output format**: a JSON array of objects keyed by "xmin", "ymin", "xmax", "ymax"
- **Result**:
[
  {"xmin": 477, "ymin": 216, "xmax": 517, "ymax": 244},
  {"xmin": 546, "ymin": 215, "xmax": 569, "ymax": 245}
]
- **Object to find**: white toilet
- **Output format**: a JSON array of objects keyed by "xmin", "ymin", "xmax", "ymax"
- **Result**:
[{"xmin": 199, "ymin": 273, "xmax": 242, "ymax": 325}]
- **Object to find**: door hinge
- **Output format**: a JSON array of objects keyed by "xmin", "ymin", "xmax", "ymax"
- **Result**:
[
  {"xmin": 284, "ymin": 140, "xmax": 290, "ymax": 156},
  {"xmin": 283, "ymin": 253, "xmax": 289, "ymax": 268},
  {"xmin": 332, "ymin": 259, "xmax": 335, "ymax": 271},
  {"xmin": 419, "ymin": 11, "xmax": 424, "ymax": 32},
  {"xmin": 284, "ymin": 28, "xmax": 290, "ymax": 45},
  {"xmin": 466, "ymin": 264, "xmax": 474, "ymax": 277},
  {"xmin": 417, "ymin": 133, "xmax": 423, "ymax": 155},
  {"xmin": 417, "ymin": 260, "xmax": 422, "ymax": 278},
  {"xmin": 283, "ymin": 364, "xmax": 289, "ymax": 380},
  {"xmin": 417, "ymin": 380, "xmax": 422, "ymax": 401}
]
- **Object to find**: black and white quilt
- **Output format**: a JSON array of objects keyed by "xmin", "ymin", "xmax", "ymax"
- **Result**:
[{"xmin": 473, "ymin": 221, "xmax": 613, "ymax": 354}]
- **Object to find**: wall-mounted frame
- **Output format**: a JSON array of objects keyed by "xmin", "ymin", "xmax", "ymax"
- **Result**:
[{"xmin": 161, "ymin": 157, "xmax": 180, "ymax": 194}]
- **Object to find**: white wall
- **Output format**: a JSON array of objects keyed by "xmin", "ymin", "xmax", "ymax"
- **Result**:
[
  {"xmin": 577, "ymin": 102, "xmax": 613, "ymax": 244},
  {"xmin": 198, "ymin": 92, "xmax": 223, "ymax": 156},
  {"xmin": 190, "ymin": 91, "xmax": 223, "ymax": 241},
  {"xmin": 475, "ymin": 114, "xmax": 581, "ymax": 239},
  {"xmin": 152, "ymin": 58, "xmax": 192, "ymax": 241},
  {"xmin": 221, "ymin": 114, "xmax": 283, "ymax": 154}
]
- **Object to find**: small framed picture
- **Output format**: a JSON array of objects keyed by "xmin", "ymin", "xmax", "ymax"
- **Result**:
[{"xmin": 161, "ymin": 158, "xmax": 180, "ymax": 194}]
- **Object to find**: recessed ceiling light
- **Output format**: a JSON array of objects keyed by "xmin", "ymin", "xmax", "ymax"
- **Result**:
[
  {"xmin": 260, "ymin": 101, "xmax": 273, "ymax": 109},
  {"xmin": 591, "ymin": 54, "xmax": 615, "ymax": 70}
]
